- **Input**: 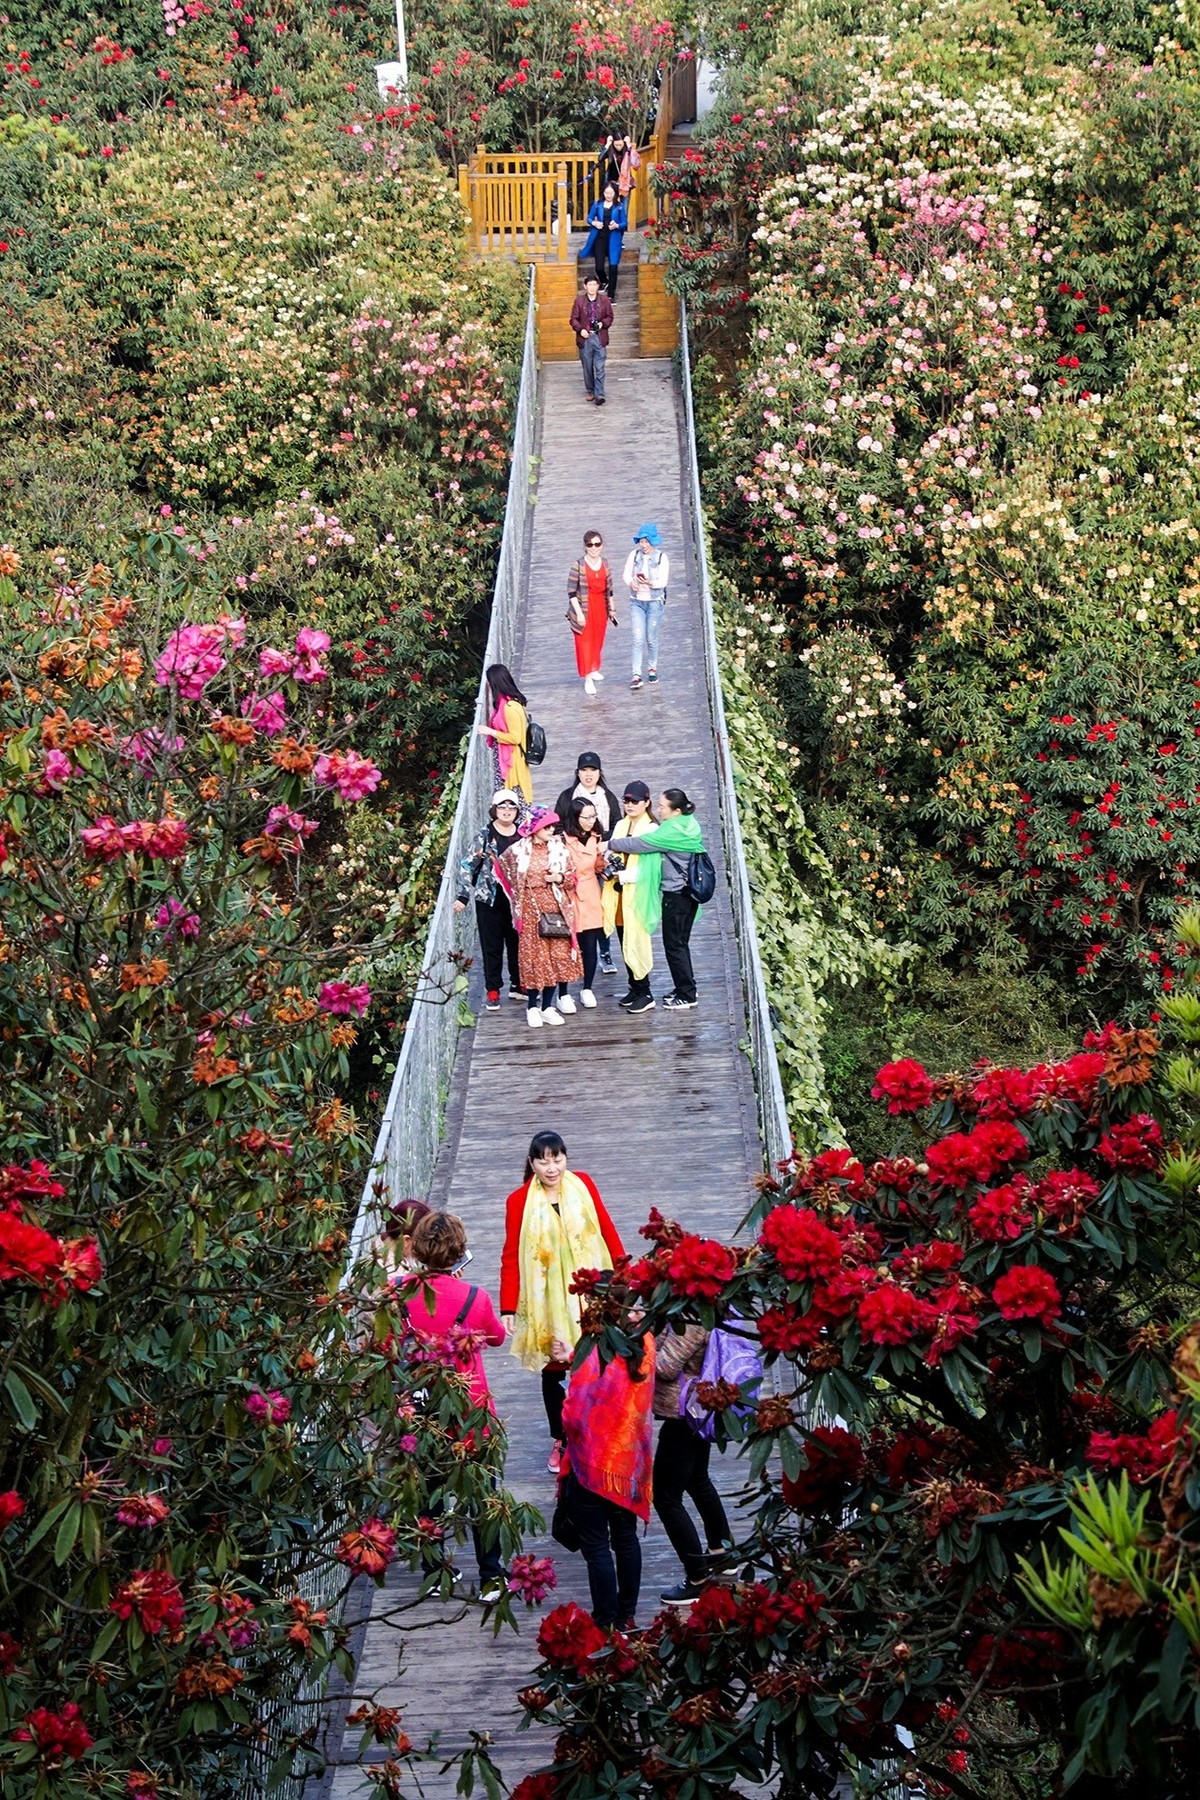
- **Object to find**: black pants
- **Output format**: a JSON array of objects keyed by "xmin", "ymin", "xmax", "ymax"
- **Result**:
[
  {"xmin": 577, "ymin": 926, "xmax": 602, "ymax": 989},
  {"xmin": 565, "ymin": 1474, "xmax": 641, "ymax": 1628},
  {"xmin": 476, "ymin": 894, "xmax": 520, "ymax": 994},
  {"xmin": 653, "ymin": 1418, "xmax": 730, "ymax": 1583},
  {"xmin": 423, "ymin": 1493, "xmax": 504, "ymax": 1582},
  {"xmin": 527, "ymin": 984, "xmax": 558, "ymax": 1009},
  {"xmin": 542, "ymin": 1366, "xmax": 566, "ymax": 1440},
  {"xmin": 606, "ymin": 263, "xmax": 620, "ymax": 300},
  {"xmin": 593, "ymin": 244, "xmax": 609, "ymax": 288},
  {"xmin": 661, "ymin": 889, "xmax": 698, "ymax": 1004}
]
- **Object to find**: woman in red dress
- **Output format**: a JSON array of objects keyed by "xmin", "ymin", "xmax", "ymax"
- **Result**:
[{"xmin": 566, "ymin": 530, "xmax": 617, "ymax": 696}]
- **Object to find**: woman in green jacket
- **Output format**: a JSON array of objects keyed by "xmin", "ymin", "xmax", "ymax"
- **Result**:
[{"xmin": 608, "ymin": 787, "xmax": 705, "ymax": 1011}]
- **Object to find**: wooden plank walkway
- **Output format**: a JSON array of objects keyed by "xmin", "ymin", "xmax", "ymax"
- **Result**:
[{"xmin": 319, "ymin": 360, "xmax": 764, "ymax": 1797}]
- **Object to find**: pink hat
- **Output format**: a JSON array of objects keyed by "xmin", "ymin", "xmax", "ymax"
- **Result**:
[{"xmin": 519, "ymin": 807, "xmax": 559, "ymax": 837}]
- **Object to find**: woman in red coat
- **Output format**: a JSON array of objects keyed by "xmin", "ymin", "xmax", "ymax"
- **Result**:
[{"xmin": 500, "ymin": 1129, "xmax": 624, "ymax": 1472}]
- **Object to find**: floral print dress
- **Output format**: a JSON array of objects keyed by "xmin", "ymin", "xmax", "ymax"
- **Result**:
[{"xmin": 500, "ymin": 840, "xmax": 579, "ymax": 992}]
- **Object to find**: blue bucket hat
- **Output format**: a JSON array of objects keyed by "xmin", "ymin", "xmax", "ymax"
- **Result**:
[{"xmin": 632, "ymin": 522, "xmax": 662, "ymax": 548}]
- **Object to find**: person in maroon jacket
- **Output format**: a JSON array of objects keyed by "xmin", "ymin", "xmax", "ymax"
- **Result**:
[
  {"xmin": 569, "ymin": 274, "xmax": 614, "ymax": 407},
  {"xmin": 499, "ymin": 1129, "xmax": 624, "ymax": 1471}
]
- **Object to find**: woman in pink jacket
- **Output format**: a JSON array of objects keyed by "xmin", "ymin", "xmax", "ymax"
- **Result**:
[{"xmin": 403, "ymin": 1210, "xmax": 508, "ymax": 1598}]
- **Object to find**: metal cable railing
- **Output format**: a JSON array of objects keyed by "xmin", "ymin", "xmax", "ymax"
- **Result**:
[
  {"xmin": 348, "ymin": 265, "xmax": 538, "ymax": 1258},
  {"xmin": 679, "ymin": 299, "xmax": 793, "ymax": 1175}
]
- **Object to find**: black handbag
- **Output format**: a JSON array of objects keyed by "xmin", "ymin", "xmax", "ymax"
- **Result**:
[
  {"xmin": 551, "ymin": 1477, "xmax": 581, "ymax": 1552},
  {"xmin": 538, "ymin": 912, "xmax": 571, "ymax": 939}
]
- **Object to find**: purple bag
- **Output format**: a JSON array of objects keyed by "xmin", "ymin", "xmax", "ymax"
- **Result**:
[{"xmin": 678, "ymin": 1320, "xmax": 763, "ymax": 1441}]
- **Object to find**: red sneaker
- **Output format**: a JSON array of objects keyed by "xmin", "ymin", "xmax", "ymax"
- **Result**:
[{"xmin": 485, "ymin": 990, "xmax": 501, "ymax": 1012}]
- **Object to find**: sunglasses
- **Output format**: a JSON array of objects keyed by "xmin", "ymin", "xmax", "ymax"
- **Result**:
[{"xmin": 586, "ymin": 539, "xmax": 602, "ymax": 548}]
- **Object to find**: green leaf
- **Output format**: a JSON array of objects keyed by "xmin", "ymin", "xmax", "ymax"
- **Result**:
[
  {"xmin": 3, "ymin": 1367, "xmax": 37, "ymax": 1430},
  {"xmin": 54, "ymin": 1501, "xmax": 83, "ymax": 1566}
]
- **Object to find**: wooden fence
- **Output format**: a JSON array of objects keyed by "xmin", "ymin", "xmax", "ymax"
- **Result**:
[{"xmin": 458, "ymin": 51, "xmax": 697, "ymax": 258}]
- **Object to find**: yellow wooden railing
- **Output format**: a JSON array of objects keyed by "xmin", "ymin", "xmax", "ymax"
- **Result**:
[{"xmin": 458, "ymin": 53, "xmax": 696, "ymax": 257}]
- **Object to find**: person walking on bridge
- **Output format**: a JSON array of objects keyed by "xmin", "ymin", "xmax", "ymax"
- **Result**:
[
  {"xmin": 561, "ymin": 1314, "xmax": 654, "ymax": 1629},
  {"xmin": 569, "ymin": 274, "xmax": 613, "ymax": 408},
  {"xmin": 496, "ymin": 808, "xmax": 579, "ymax": 1028},
  {"xmin": 610, "ymin": 787, "xmax": 705, "ymax": 1010},
  {"xmin": 477, "ymin": 663, "xmax": 532, "ymax": 803},
  {"xmin": 566, "ymin": 530, "xmax": 617, "ymax": 697},
  {"xmin": 580, "ymin": 182, "xmax": 628, "ymax": 299},
  {"xmin": 499, "ymin": 1132, "xmax": 624, "ymax": 1473},
  {"xmin": 454, "ymin": 788, "xmax": 524, "ymax": 1011},
  {"xmin": 623, "ymin": 524, "xmax": 669, "ymax": 689},
  {"xmin": 609, "ymin": 780, "xmax": 658, "ymax": 1014}
]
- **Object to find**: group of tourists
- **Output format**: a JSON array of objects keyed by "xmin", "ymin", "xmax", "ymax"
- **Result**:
[
  {"xmin": 381, "ymin": 1133, "xmax": 735, "ymax": 1622},
  {"xmin": 457, "ymin": 733, "xmax": 708, "ymax": 1021}
]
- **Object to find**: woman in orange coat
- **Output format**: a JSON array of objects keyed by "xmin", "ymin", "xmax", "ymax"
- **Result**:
[{"xmin": 499, "ymin": 1130, "xmax": 624, "ymax": 1472}]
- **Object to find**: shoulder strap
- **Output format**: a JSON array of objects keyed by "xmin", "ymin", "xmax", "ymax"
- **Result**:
[{"xmin": 452, "ymin": 1284, "xmax": 479, "ymax": 1326}]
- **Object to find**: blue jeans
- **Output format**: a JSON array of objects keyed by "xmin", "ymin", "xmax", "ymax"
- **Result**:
[
  {"xmin": 579, "ymin": 335, "xmax": 607, "ymax": 400},
  {"xmin": 629, "ymin": 597, "xmax": 664, "ymax": 677}
]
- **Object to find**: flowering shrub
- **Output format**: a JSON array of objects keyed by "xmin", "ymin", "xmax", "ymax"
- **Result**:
[
  {"xmin": 0, "ymin": 575, "xmax": 539, "ymax": 1795},
  {"xmin": 513, "ymin": 1018, "xmax": 1200, "ymax": 1793}
]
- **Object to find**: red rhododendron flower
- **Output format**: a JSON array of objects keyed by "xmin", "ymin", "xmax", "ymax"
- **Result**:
[
  {"xmin": 758, "ymin": 1205, "xmax": 843, "ymax": 1282},
  {"xmin": 969, "ymin": 1180, "xmax": 1033, "ymax": 1242},
  {"xmin": 0, "ymin": 1211, "xmax": 64, "ymax": 1288},
  {"xmin": 59, "ymin": 1236, "xmax": 102, "ymax": 1291},
  {"xmin": 0, "ymin": 1159, "xmax": 65, "ymax": 1206},
  {"xmin": 510, "ymin": 1778, "xmax": 557, "ymax": 1800},
  {"xmin": 110, "ymin": 1568, "xmax": 186, "ymax": 1635},
  {"xmin": 536, "ymin": 1601, "xmax": 606, "ymax": 1671},
  {"xmin": 881, "ymin": 1427, "xmax": 964, "ymax": 1487},
  {"xmin": 0, "ymin": 1489, "xmax": 24, "ymax": 1530},
  {"xmin": 676, "ymin": 1581, "xmax": 741, "ymax": 1646},
  {"xmin": 804, "ymin": 1148, "xmax": 867, "ymax": 1194},
  {"xmin": 872, "ymin": 1058, "xmax": 934, "ymax": 1113},
  {"xmin": 924, "ymin": 1284, "xmax": 982, "ymax": 1365},
  {"xmin": 1049, "ymin": 1051, "xmax": 1106, "ymax": 1107},
  {"xmin": 926, "ymin": 1122, "xmax": 1028, "ymax": 1190},
  {"xmin": 666, "ymin": 1232, "xmax": 735, "ymax": 1299},
  {"xmin": 115, "ymin": 1491, "xmax": 170, "ymax": 1529},
  {"xmin": 780, "ymin": 1426, "xmax": 864, "ymax": 1509},
  {"xmin": 1097, "ymin": 1114, "xmax": 1162, "ymax": 1171},
  {"xmin": 966, "ymin": 1627, "xmax": 1070, "ymax": 1685},
  {"xmin": 972, "ymin": 1065, "xmax": 1050, "ymax": 1121},
  {"xmin": 892, "ymin": 1240, "xmax": 963, "ymax": 1280},
  {"xmin": 858, "ymin": 1281, "xmax": 933, "ymax": 1346},
  {"xmin": 14, "ymin": 1701, "xmax": 93, "ymax": 1762},
  {"xmin": 1087, "ymin": 1408, "xmax": 1181, "ymax": 1483},
  {"xmin": 335, "ymin": 1517, "xmax": 397, "ymax": 1578},
  {"xmin": 0, "ymin": 1630, "xmax": 21, "ymax": 1674},
  {"xmin": 992, "ymin": 1264, "xmax": 1062, "ymax": 1327},
  {"xmin": 1034, "ymin": 1169, "xmax": 1100, "ymax": 1233},
  {"xmin": 758, "ymin": 1304, "xmax": 822, "ymax": 1353},
  {"xmin": 146, "ymin": 817, "xmax": 189, "ymax": 859}
]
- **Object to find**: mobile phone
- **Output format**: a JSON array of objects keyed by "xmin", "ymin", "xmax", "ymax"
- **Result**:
[{"xmin": 452, "ymin": 1250, "xmax": 474, "ymax": 1274}]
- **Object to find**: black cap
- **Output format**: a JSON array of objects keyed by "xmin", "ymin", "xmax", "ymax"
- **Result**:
[
  {"xmin": 623, "ymin": 779, "xmax": 650, "ymax": 803},
  {"xmin": 576, "ymin": 751, "xmax": 602, "ymax": 771}
]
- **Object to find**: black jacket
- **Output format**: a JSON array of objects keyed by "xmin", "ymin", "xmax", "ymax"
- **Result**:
[{"xmin": 555, "ymin": 781, "xmax": 623, "ymax": 840}]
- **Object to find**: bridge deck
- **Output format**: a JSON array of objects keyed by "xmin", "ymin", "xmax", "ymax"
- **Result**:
[{"xmin": 321, "ymin": 358, "xmax": 764, "ymax": 1796}]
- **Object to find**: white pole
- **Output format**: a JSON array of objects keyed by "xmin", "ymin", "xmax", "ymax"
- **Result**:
[{"xmin": 394, "ymin": 0, "xmax": 409, "ymax": 91}]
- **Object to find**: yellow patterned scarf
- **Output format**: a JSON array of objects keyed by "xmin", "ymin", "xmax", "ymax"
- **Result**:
[{"xmin": 511, "ymin": 1171, "xmax": 613, "ymax": 1372}]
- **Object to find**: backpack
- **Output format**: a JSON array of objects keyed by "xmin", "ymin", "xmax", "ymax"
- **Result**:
[
  {"xmin": 525, "ymin": 719, "xmax": 547, "ymax": 765},
  {"xmin": 686, "ymin": 850, "xmax": 717, "ymax": 905},
  {"xmin": 678, "ymin": 1321, "xmax": 763, "ymax": 1442}
]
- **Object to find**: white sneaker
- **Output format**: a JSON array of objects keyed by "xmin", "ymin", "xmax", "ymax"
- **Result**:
[
  {"xmin": 580, "ymin": 989, "xmax": 597, "ymax": 1008},
  {"xmin": 541, "ymin": 1007, "xmax": 565, "ymax": 1026},
  {"xmin": 593, "ymin": 670, "xmax": 605, "ymax": 682},
  {"xmin": 526, "ymin": 1008, "xmax": 544, "ymax": 1029},
  {"xmin": 557, "ymin": 994, "xmax": 577, "ymax": 1015},
  {"xmin": 584, "ymin": 676, "xmax": 596, "ymax": 696}
]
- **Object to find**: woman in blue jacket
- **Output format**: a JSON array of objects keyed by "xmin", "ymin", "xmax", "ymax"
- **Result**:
[{"xmin": 581, "ymin": 183, "xmax": 628, "ymax": 300}]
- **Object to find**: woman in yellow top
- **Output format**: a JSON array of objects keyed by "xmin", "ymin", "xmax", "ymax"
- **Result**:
[{"xmin": 476, "ymin": 662, "xmax": 532, "ymax": 803}]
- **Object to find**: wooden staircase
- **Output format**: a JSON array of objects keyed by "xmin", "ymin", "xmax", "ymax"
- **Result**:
[{"xmin": 534, "ymin": 230, "xmax": 678, "ymax": 361}]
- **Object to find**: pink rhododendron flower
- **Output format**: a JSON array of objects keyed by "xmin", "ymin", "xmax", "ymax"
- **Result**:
[
  {"xmin": 146, "ymin": 818, "xmax": 189, "ymax": 860},
  {"xmin": 259, "ymin": 646, "xmax": 294, "ymax": 678},
  {"xmin": 154, "ymin": 624, "xmax": 227, "ymax": 699},
  {"xmin": 120, "ymin": 728, "xmax": 183, "ymax": 768},
  {"xmin": 245, "ymin": 1389, "xmax": 291, "ymax": 1425},
  {"xmin": 507, "ymin": 1553, "xmax": 557, "ymax": 1605},
  {"xmin": 292, "ymin": 627, "xmax": 330, "ymax": 684},
  {"xmin": 41, "ymin": 748, "xmax": 74, "ymax": 790},
  {"xmin": 154, "ymin": 898, "xmax": 201, "ymax": 941},
  {"xmin": 264, "ymin": 805, "xmax": 318, "ymax": 847},
  {"xmin": 80, "ymin": 815, "xmax": 130, "ymax": 861},
  {"xmin": 314, "ymin": 749, "xmax": 382, "ymax": 802},
  {"xmin": 319, "ymin": 980, "xmax": 371, "ymax": 1017},
  {"xmin": 242, "ymin": 691, "xmax": 288, "ymax": 735}
]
